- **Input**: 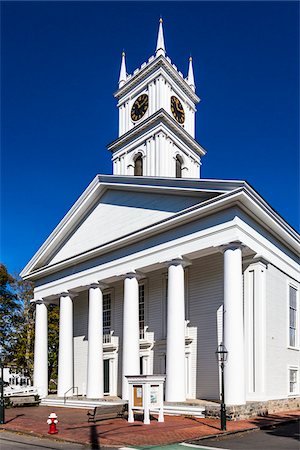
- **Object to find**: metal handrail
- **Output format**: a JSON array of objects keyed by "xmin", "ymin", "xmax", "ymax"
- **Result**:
[{"xmin": 64, "ymin": 386, "xmax": 78, "ymax": 404}]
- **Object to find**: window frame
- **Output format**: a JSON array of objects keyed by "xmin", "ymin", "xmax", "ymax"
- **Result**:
[
  {"xmin": 134, "ymin": 153, "xmax": 143, "ymax": 176},
  {"xmin": 138, "ymin": 280, "xmax": 148, "ymax": 339},
  {"xmin": 139, "ymin": 283, "xmax": 145, "ymax": 338},
  {"xmin": 102, "ymin": 290, "xmax": 113, "ymax": 337},
  {"xmin": 288, "ymin": 366, "xmax": 299, "ymax": 396},
  {"xmin": 287, "ymin": 283, "xmax": 299, "ymax": 350}
]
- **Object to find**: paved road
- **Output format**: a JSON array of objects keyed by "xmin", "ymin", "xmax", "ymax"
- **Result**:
[
  {"xmin": 0, "ymin": 430, "xmax": 118, "ymax": 450},
  {"xmin": 188, "ymin": 420, "xmax": 300, "ymax": 450},
  {"xmin": 0, "ymin": 430, "xmax": 87, "ymax": 450}
]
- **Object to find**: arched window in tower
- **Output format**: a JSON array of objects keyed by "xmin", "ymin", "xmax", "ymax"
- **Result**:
[
  {"xmin": 175, "ymin": 155, "xmax": 183, "ymax": 178},
  {"xmin": 134, "ymin": 153, "xmax": 143, "ymax": 176}
]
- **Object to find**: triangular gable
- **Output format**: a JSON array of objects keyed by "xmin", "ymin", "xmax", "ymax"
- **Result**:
[
  {"xmin": 47, "ymin": 189, "xmax": 211, "ymax": 266},
  {"xmin": 21, "ymin": 175, "xmax": 246, "ymax": 277}
]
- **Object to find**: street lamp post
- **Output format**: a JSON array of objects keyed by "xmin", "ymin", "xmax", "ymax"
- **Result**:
[
  {"xmin": 0, "ymin": 361, "xmax": 5, "ymax": 424},
  {"xmin": 215, "ymin": 343, "xmax": 228, "ymax": 431}
]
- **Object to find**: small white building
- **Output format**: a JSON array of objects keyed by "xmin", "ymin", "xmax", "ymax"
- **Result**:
[{"xmin": 21, "ymin": 20, "xmax": 300, "ymax": 416}]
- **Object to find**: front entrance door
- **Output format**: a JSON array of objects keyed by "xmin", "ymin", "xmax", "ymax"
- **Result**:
[{"xmin": 104, "ymin": 359, "xmax": 110, "ymax": 394}]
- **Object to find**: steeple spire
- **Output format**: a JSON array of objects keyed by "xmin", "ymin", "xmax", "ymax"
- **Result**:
[
  {"xmin": 187, "ymin": 56, "xmax": 195, "ymax": 91},
  {"xmin": 156, "ymin": 18, "xmax": 166, "ymax": 57},
  {"xmin": 118, "ymin": 51, "xmax": 127, "ymax": 88}
]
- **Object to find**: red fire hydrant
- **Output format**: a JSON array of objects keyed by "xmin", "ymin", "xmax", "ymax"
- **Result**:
[{"xmin": 47, "ymin": 412, "xmax": 58, "ymax": 434}]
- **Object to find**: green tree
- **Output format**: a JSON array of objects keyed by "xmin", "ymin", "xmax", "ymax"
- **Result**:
[
  {"xmin": 0, "ymin": 264, "xmax": 59, "ymax": 387},
  {"xmin": 0, "ymin": 264, "xmax": 21, "ymax": 362},
  {"xmin": 48, "ymin": 304, "xmax": 59, "ymax": 384},
  {"xmin": 10, "ymin": 273, "xmax": 35, "ymax": 376}
]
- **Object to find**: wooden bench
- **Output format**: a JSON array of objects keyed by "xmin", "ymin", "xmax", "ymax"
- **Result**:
[{"xmin": 87, "ymin": 404, "xmax": 127, "ymax": 422}]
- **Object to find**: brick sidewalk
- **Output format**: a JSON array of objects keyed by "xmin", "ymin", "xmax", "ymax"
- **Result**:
[{"xmin": 0, "ymin": 405, "xmax": 299, "ymax": 447}]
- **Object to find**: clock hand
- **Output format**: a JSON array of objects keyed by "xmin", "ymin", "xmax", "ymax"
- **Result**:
[{"xmin": 139, "ymin": 97, "xmax": 147, "ymax": 108}]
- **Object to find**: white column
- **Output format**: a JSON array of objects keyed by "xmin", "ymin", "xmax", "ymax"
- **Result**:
[
  {"xmin": 57, "ymin": 293, "xmax": 74, "ymax": 398},
  {"xmin": 223, "ymin": 242, "xmax": 246, "ymax": 405},
  {"xmin": 34, "ymin": 300, "xmax": 48, "ymax": 398},
  {"xmin": 87, "ymin": 283, "xmax": 104, "ymax": 399},
  {"xmin": 122, "ymin": 273, "xmax": 140, "ymax": 400},
  {"xmin": 165, "ymin": 259, "xmax": 186, "ymax": 402}
]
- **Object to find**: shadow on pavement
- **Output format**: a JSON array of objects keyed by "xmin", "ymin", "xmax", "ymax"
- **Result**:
[
  {"xmin": 263, "ymin": 419, "xmax": 300, "ymax": 442},
  {"xmin": 3, "ymin": 414, "xmax": 25, "ymax": 424},
  {"xmin": 90, "ymin": 424, "xmax": 100, "ymax": 449}
]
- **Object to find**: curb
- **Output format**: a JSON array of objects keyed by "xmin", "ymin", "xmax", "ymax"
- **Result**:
[{"xmin": 0, "ymin": 428, "xmax": 93, "ymax": 447}]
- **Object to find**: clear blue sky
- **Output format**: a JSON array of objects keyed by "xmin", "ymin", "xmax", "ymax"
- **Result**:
[{"xmin": 1, "ymin": 1, "xmax": 299, "ymax": 275}]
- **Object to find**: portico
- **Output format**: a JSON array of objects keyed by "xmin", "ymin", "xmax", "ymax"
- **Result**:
[{"xmin": 33, "ymin": 240, "xmax": 248, "ymax": 405}]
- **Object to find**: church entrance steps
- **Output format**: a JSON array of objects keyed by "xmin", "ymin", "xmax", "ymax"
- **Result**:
[
  {"xmin": 41, "ymin": 397, "xmax": 205, "ymax": 417},
  {"xmin": 40, "ymin": 397, "xmax": 125, "ymax": 409}
]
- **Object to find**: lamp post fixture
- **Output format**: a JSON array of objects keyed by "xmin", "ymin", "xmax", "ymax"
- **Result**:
[
  {"xmin": 0, "ymin": 360, "xmax": 5, "ymax": 424},
  {"xmin": 215, "ymin": 343, "xmax": 228, "ymax": 431}
]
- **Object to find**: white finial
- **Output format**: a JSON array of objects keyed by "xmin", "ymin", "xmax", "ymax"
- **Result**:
[
  {"xmin": 187, "ymin": 56, "xmax": 195, "ymax": 91},
  {"xmin": 118, "ymin": 51, "xmax": 127, "ymax": 88},
  {"xmin": 156, "ymin": 18, "xmax": 166, "ymax": 57}
]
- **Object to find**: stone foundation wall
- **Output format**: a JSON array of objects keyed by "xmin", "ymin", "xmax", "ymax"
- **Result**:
[{"xmin": 205, "ymin": 397, "xmax": 300, "ymax": 421}]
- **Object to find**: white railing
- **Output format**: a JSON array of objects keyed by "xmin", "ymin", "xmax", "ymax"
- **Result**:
[
  {"xmin": 139, "ymin": 328, "xmax": 145, "ymax": 339},
  {"xmin": 4, "ymin": 386, "xmax": 38, "ymax": 397},
  {"xmin": 103, "ymin": 331, "xmax": 118, "ymax": 350},
  {"xmin": 185, "ymin": 320, "xmax": 193, "ymax": 344},
  {"xmin": 103, "ymin": 333, "xmax": 112, "ymax": 343}
]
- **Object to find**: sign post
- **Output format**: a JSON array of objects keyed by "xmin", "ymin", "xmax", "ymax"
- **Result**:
[
  {"xmin": 126, "ymin": 375, "xmax": 165, "ymax": 425},
  {"xmin": 0, "ymin": 362, "xmax": 5, "ymax": 424}
]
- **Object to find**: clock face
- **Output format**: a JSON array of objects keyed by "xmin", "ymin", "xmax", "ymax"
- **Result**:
[
  {"xmin": 171, "ymin": 96, "xmax": 185, "ymax": 124},
  {"xmin": 131, "ymin": 94, "xmax": 149, "ymax": 122}
]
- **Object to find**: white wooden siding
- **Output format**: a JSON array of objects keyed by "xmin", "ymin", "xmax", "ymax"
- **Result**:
[
  {"xmin": 112, "ymin": 281, "xmax": 123, "ymax": 396},
  {"xmin": 188, "ymin": 254, "xmax": 223, "ymax": 400},
  {"xmin": 50, "ymin": 190, "xmax": 204, "ymax": 265},
  {"xmin": 73, "ymin": 292, "xmax": 88, "ymax": 396},
  {"xmin": 265, "ymin": 264, "xmax": 300, "ymax": 399}
]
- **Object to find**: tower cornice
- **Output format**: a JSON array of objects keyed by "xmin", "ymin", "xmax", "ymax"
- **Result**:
[
  {"xmin": 107, "ymin": 108, "xmax": 206, "ymax": 157},
  {"xmin": 114, "ymin": 55, "xmax": 200, "ymax": 104}
]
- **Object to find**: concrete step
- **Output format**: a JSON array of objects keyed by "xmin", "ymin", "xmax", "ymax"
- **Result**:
[
  {"xmin": 41, "ymin": 397, "xmax": 205, "ymax": 417},
  {"xmin": 163, "ymin": 404, "xmax": 205, "ymax": 418},
  {"xmin": 41, "ymin": 397, "xmax": 124, "ymax": 409}
]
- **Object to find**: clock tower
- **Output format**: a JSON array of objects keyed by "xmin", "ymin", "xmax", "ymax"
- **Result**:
[{"xmin": 107, "ymin": 19, "xmax": 206, "ymax": 178}]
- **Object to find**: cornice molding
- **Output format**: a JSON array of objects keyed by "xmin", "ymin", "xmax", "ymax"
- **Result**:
[
  {"xmin": 114, "ymin": 55, "xmax": 200, "ymax": 104},
  {"xmin": 107, "ymin": 108, "xmax": 206, "ymax": 157}
]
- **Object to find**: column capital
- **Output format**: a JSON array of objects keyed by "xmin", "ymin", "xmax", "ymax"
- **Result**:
[
  {"xmin": 87, "ymin": 281, "xmax": 109, "ymax": 290},
  {"xmin": 59, "ymin": 291, "xmax": 78, "ymax": 299},
  {"xmin": 220, "ymin": 241, "xmax": 245, "ymax": 254},
  {"xmin": 164, "ymin": 256, "xmax": 191, "ymax": 268},
  {"xmin": 33, "ymin": 298, "xmax": 44, "ymax": 305},
  {"xmin": 120, "ymin": 271, "xmax": 145, "ymax": 281}
]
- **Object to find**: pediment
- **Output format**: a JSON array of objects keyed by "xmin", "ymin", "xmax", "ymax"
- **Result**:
[
  {"xmin": 47, "ymin": 189, "xmax": 206, "ymax": 266},
  {"xmin": 21, "ymin": 175, "xmax": 245, "ymax": 277}
]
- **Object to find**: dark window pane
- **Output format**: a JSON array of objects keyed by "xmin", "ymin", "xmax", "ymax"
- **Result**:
[
  {"xmin": 134, "ymin": 154, "xmax": 143, "ymax": 176},
  {"xmin": 176, "ymin": 156, "xmax": 182, "ymax": 178}
]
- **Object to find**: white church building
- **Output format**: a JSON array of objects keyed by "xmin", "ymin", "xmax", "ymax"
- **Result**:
[{"xmin": 21, "ymin": 20, "xmax": 300, "ymax": 416}]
